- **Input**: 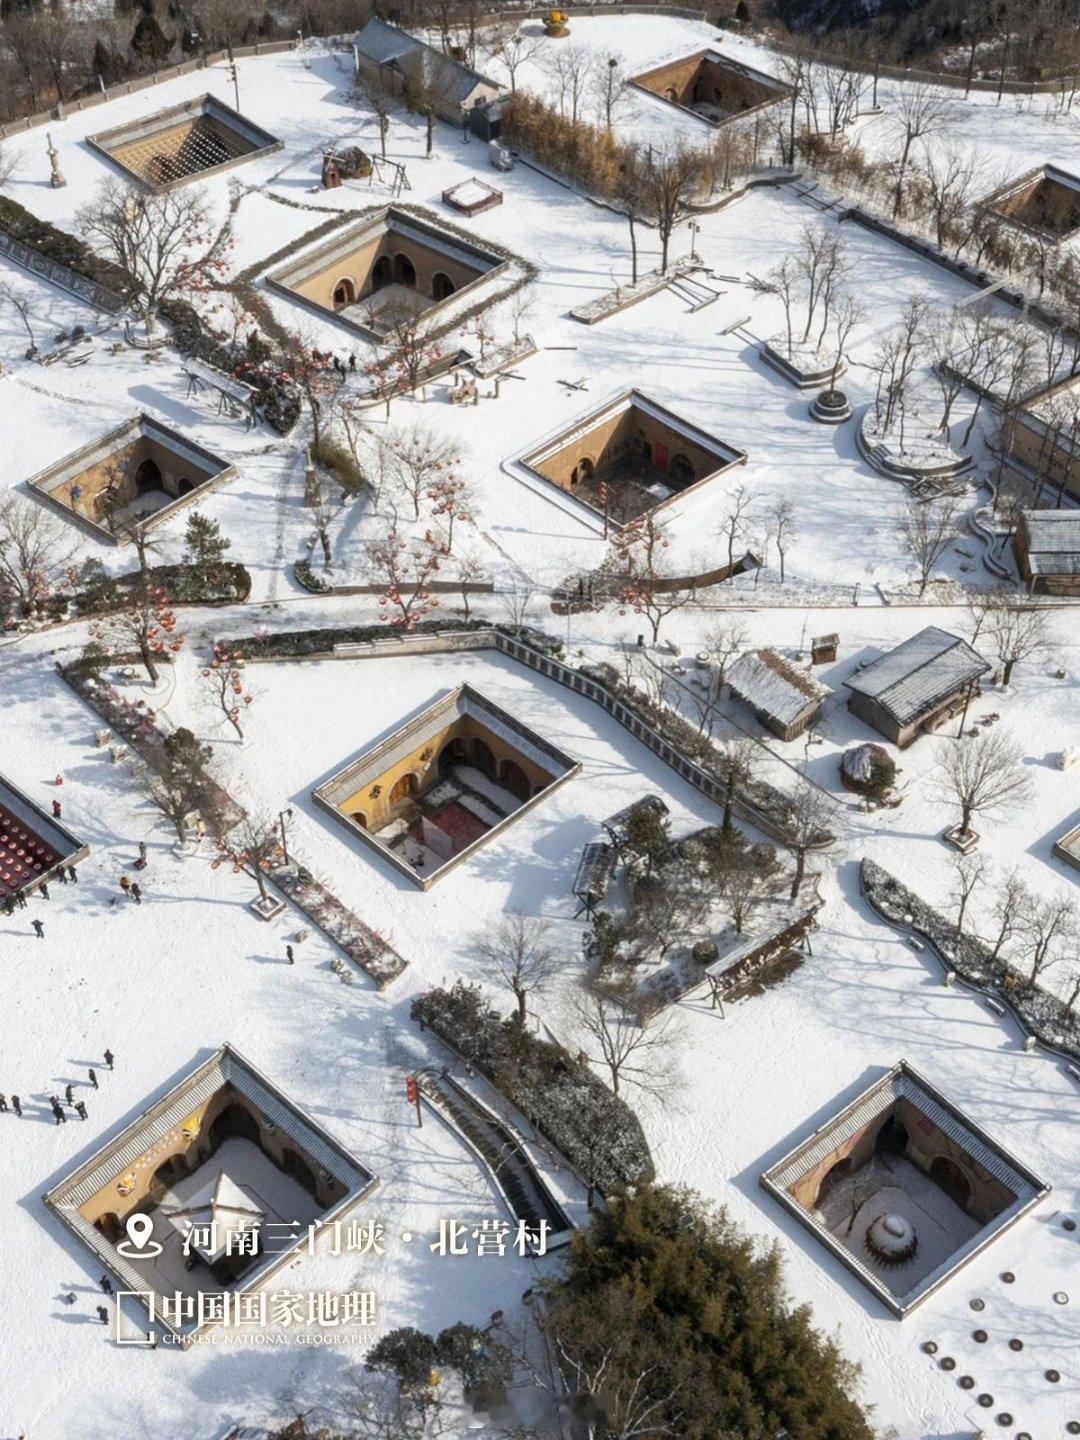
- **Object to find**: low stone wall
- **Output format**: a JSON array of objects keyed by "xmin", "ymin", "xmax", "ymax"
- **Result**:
[{"xmin": 0, "ymin": 41, "xmax": 299, "ymax": 141}]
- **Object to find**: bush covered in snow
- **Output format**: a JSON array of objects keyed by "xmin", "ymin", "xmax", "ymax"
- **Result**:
[
  {"xmin": 413, "ymin": 982, "xmax": 654, "ymax": 1194},
  {"xmin": 840, "ymin": 742, "xmax": 896, "ymax": 798},
  {"xmin": 861, "ymin": 859, "xmax": 1080, "ymax": 1058},
  {"xmin": 74, "ymin": 561, "xmax": 250, "ymax": 614}
]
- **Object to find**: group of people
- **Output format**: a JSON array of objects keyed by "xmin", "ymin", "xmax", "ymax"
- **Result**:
[{"xmin": 0, "ymin": 1050, "xmax": 113, "ymax": 1124}]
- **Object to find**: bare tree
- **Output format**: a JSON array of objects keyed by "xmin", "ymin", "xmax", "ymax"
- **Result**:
[
  {"xmin": 355, "ymin": 63, "xmax": 396, "ymax": 160},
  {"xmin": 768, "ymin": 496, "xmax": 797, "ymax": 584},
  {"xmin": 889, "ymin": 85, "xmax": 951, "ymax": 217},
  {"xmin": 786, "ymin": 782, "xmax": 836, "ymax": 899},
  {"xmin": 0, "ymin": 493, "xmax": 76, "ymax": 619},
  {"xmin": 573, "ymin": 990, "xmax": 677, "ymax": 1098},
  {"xmin": 714, "ymin": 736, "xmax": 757, "ymax": 834},
  {"xmin": 688, "ymin": 619, "xmax": 748, "ymax": 736},
  {"xmin": 200, "ymin": 643, "xmax": 254, "ymax": 741},
  {"xmin": 987, "ymin": 865, "xmax": 1032, "ymax": 961},
  {"xmin": 898, "ymin": 494, "xmax": 962, "ymax": 597},
  {"xmin": 382, "ymin": 424, "xmax": 462, "ymax": 521},
  {"xmin": 642, "ymin": 146, "xmax": 706, "ymax": 273},
  {"xmin": 543, "ymin": 44, "xmax": 595, "ymax": 124},
  {"xmin": 985, "ymin": 600, "xmax": 1048, "ymax": 686},
  {"xmin": 592, "ymin": 53, "xmax": 630, "ymax": 131},
  {"xmin": 933, "ymin": 730, "xmax": 1032, "ymax": 838},
  {"xmin": 612, "ymin": 511, "xmax": 694, "ymax": 643},
  {"xmin": 920, "ymin": 143, "xmax": 986, "ymax": 249},
  {"xmin": 215, "ymin": 813, "xmax": 284, "ymax": 904},
  {"xmin": 716, "ymin": 484, "xmax": 759, "ymax": 581},
  {"xmin": 77, "ymin": 180, "xmax": 231, "ymax": 343},
  {"xmin": 473, "ymin": 909, "xmax": 563, "ymax": 1024},
  {"xmin": 0, "ymin": 282, "xmax": 38, "ymax": 356},
  {"xmin": 499, "ymin": 580, "xmax": 535, "ymax": 635},
  {"xmin": 1023, "ymin": 892, "xmax": 1076, "ymax": 993},
  {"xmin": 950, "ymin": 851, "xmax": 986, "ymax": 936},
  {"xmin": 484, "ymin": 22, "xmax": 545, "ymax": 93}
]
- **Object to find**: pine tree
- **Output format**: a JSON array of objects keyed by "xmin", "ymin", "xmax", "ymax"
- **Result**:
[{"xmin": 182, "ymin": 512, "xmax": 231, "ymax": 576}]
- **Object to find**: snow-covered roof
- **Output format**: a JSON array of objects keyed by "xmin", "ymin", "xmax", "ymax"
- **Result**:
[
  {"xmin": 354, "ymin": 18, "xmax": 501, "ymax": 107},
  {"xmin": 1021, "ymin": 508, "xmax": 1080, "ymax": 566},
  {"xmin": 164, "ymin": 1171, "xmax": 264, "ymax": 1263},
  {"xmin": 844, "ymin": 627, "xmax": 990, "ymax": 726},
  {"xmin": 726, "ymin": 648, "xmax": 828, "ymax": 726}
]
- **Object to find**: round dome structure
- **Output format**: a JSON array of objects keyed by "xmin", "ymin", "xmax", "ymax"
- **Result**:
[{"xmin": 866, "ymin": 1213, "xmax": 918, "ymax": 1266}]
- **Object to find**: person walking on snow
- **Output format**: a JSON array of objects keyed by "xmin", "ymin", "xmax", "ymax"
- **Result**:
[
  {"xmin": 0, "ymin": 1094, "xmax": 7, "ymax": 1112},
  {"xmin": 15, "ymin": 889, "xmax": 26, "ymax": 910},
  {"xmin": 88, "ymin": 1068, "xmax": 98, "ymax": 1089},
  {"xmin": 99, "ymin": 1276, "xmax": 112, "ymax": 1295},
  {"xmin": 286, "ymin": 945, "xmax": 294, "ymax": 964},
  {"xmin": 96, "ymin": 1306, "xmax": 108, "ymax": 1325},
  {"xmin": 138, "ymin": 842, "xmax": 147, "ymax": 864},
  {"xmin": 119, "ymin": 875, "xmax": 132, "ymax": 898},
  {"xmin": 39, "ymin": 882, "xmax": 49, "ymax": 900},
  {"xmin": 32, "ymin": 919, "xmax": 44, "ymax": 939},
  {"xmin": 75, "ymin": 1100, "xmax": 87, "ymax": 1121},
  {"xmin": 104, "ymin": 1049, "xmax": 114, "ymax": 1070},
  {"xmin": 11, "ymin": 1095, "xmax": 21, "ymax": 1116},
  {"xmin": 68, "ymin": 866, "xmax": 77, "ymax": 883},
  {"xmin": 64, "ymin": 1083, "xmax": 74, "ymax": 1105},
  {"xmin": 130, "ymin": 882, "xmax": 142, "ymax": 904},
  {"xmin": 2, "ymin": 897, "xmax": 12, "ymax": 916},
  {"xmin": 51, "ymin": 1098, "xmax": 66, "ymax": 1125},
  {"xmin": 52, "ymin": 799, "xmax": 62, "ymax": 819}
]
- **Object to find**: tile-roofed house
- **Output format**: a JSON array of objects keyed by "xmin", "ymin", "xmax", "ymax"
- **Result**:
[
  {"xmin": 844, "ymin": 626, "xmax": 990, "ymax": 747},
  {"xmin": 725, "ymin": 648, "xmax": 828, "ymax": 741},
  {"xmin": 1014, "ymin": 508, "xmax": 1080, "ymax": 594},
  {"xmin": 354, "ymin": 19, "xmax": 503, "ymax": 126}
]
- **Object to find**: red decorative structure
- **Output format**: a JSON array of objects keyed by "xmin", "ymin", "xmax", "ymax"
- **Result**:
[{"xmin": 0, "ymin": 776, "xmax": 87, "ymax": 899}]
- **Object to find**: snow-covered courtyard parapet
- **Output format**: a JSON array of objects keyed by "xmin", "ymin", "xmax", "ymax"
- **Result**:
[
  {"xmin": 760, "ymin": 1060, "xmax": 1050, "ymax": 1318},
  {"xmin": 860, "ymin": 858, "xmax": 1080, "ymax": 1060},
  {"xmin": 43, "ymin": 1044, "xmax": 378, "ymax": 1346}
]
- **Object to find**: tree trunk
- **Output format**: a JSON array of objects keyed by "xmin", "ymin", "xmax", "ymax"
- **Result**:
[
  {"xmin": 139, "ymin": 640, "xmax": 160, "ymax": 684},
  {"xmin": 516, "ymin": 989, "xmax": 527, "ymax": 1024},
  {"xmin": 1002, "ymin": 656, "xmax": 1015, "ymax": 685},
  {"xmin": 628, "ymin": 214, "xmax": 637, "ymax": 284},
  {"xmin": 790, "ymin": 850, "xmax": 806, "ymax": 899},
  {"xmin": 960, "ymin": 802, "xmax": 973, "ymax": 835}
]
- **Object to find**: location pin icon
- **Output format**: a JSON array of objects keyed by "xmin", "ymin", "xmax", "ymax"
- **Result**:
[{"xmin": 125, "ymin": 1214, "xmax": 153, "ymax": 1251}]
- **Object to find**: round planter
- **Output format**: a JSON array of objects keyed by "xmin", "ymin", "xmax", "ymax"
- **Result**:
[{"xmin": 810, "ymin": 388, "xmax": 852, "ymax": 424}]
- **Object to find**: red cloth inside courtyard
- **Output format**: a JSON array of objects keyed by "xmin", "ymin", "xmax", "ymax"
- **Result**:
[
  {"xmin": 426, "ymin": 801, "xmax": 488, "ymax": 855},
  {"xmin": 0, "ymin": 802, "xmax": 61, "ymax": 898}
]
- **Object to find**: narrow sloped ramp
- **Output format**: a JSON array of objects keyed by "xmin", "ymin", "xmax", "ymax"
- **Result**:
[{"xmin": 419, "ymin": 1069, "xmax": 572, "ymax": 1238}]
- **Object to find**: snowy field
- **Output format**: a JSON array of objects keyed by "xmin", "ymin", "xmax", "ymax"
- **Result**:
[{"xmin": 1, "ymin": 16, "xmax": 1080, "ymax": 1440}]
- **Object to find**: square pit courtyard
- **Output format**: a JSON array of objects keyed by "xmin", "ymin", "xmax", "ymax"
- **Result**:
[
  {"xmin": 517, "ymin": 389, "xmax": 747, "ymax": 526},
  {"xmin": 313, "ymin": 681, "xmax": 579, "ymax": 889},
  {"xmin": 630, "ymin": 49, "xmax": 790, "ymax": 127},
  {"xmin": 760, "ymin": 1061, "xmax": 1049, "ymax": 1318},
  {"xmin": 266, "ymin": 206, "xmax": 511, "ymax": 341},
  {"xmin": 26, "ymin": 413, "xmax": 234, "ymax": 544},
  {"xmin": 44, "ymin": 1044, "xmax": 377, "ymax": 1345},
  {"xmin": 87, "ymin": 94, "xmax": 281, "ymax": 193},
  {"xmin": 981, "ymin": 164, "xmax": 1080, "ymax": 243}
]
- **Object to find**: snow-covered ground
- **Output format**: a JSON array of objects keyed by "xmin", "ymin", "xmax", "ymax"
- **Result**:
[{"xmin": 1, "ymin": 20, "xmax": 1080, "ymax": 1440}]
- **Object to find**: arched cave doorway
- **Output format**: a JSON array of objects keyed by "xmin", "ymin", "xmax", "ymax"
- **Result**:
[
  {"xmin": 95, "ymin": 1212, "xmax": 124, "ymax": 1245},
  {"xmin": 632, "ymin": 431, "xmax": 653, "ymax": 466},
  {"xmin": 665, "ymin": 86, "xmax": 679, "ymax": 102},
  {"xmin": 134, "ymin": 457, "xmax": 163, "ymax": 496},
  {"xmin": 438, "ymin": 738, "xmax": 471, "ymax": 774},
  {"xmin": 281, "ymin": 1147, "xmax": 319, "ymax": 1198},
  {"xmin": 209, "ymin": 1101, "xmax": 260, "ymax": 1152},
  {"xmin": 668, "ymin": 453, "xmax": 695, "ymax": 488},
  {"xmin": 432, "ymin": 271, "xmax": 456, "ymax": 301},
  {"xmin": 874, "ymin": 1114, "xmax": 909, "ymax": 1158},
  {"xmin": 571, "ymin": 457, "xmax": 595, "ymax": 487},
  {"xmin": 332, "ymin": 277, "xmax": 356, "ymax": 309},
  {"xmin": 349, "ymin": 810, "xmax": 368, "ymax": 830},
  {"xmin": 499, "ymin": 758, "xmax": 531, "ymax": 801},
  {"xmin": 929, "ymin": 1157, "xmax": 972, "ymax": 1212},
  {"xmin": 392, "ymin": 252, "xmax": 417, "ymax": 287},
  {"xmin": 372, "ymin": 254, "xmax": 393, "ymax": 289},
  {"xmin": 151, "ymin": 1154, "xmax": 187, "ymax": 1193},
  {"xmin": 816, "ymin": 1155, "xmax": 851, "ymax": 1203},
  {"xmin": 176, "ymin": 477, "xmax": 197, "ymax": 496},
  {"xmin": 469, "ymin": 737, "xmax": 495, "ymax": 779},
  {"xmin": 389, "ymin": 772, "xmax": 418, "ymax": 805}
]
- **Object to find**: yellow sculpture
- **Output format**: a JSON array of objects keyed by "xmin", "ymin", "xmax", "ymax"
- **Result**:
[{"xmin": 544, "ymin": 10, "xmax": 570, "ymax": 37}]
